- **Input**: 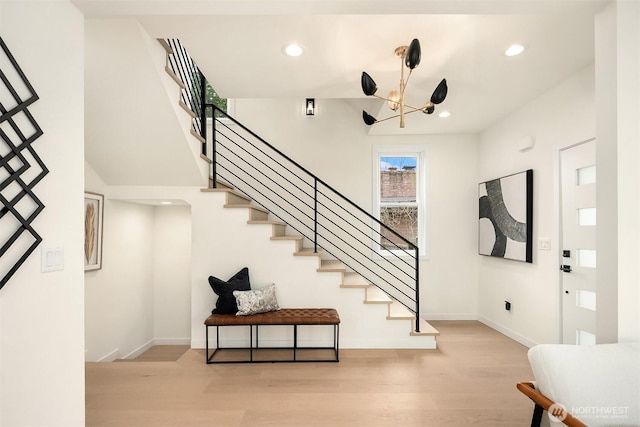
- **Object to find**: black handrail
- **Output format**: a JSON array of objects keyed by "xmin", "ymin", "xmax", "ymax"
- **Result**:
[{"xmin": 206, "ymin": 104, "xmax": 421, "ymax": 332}]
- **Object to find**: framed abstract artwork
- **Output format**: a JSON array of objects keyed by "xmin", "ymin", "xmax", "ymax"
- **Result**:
[
  {"xmin": 478, "ymin": 169, "xmax": 533, "ymax": 263},
  {"xmin": 84, "ymin": 192, "xmax": 104, "ymax": 271}
]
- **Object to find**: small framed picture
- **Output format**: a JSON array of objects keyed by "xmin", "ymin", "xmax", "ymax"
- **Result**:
[{"xmin": 84, "ymin": 192, "xmax": 104, "ymax": 271}]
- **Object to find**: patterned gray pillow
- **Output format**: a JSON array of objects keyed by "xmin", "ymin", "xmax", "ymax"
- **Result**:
[{"xmin": 233, "ymin": 283, "xmax": 280, "ymax": 316}]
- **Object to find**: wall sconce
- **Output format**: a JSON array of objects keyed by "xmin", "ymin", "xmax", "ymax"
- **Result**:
[{"xmin": 305, "ymin": 98, "xmax": 315, "ymax": 116}]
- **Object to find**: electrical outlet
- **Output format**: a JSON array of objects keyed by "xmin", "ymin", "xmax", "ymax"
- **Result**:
[{"xmin": 505, "ymin": 301, "xmax": 511, "ymax": 311}]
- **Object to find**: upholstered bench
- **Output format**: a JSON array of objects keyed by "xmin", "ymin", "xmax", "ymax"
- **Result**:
[{"xmin": 204, "ymin": 308, "xmax": 340, "ymax": 364}]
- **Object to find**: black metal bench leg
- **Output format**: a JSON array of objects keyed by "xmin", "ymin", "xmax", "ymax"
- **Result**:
[
  {"xmin": 293, "ymin": 325, "xmax": 298, "ymax": 361},
  {"xmin": 204, "ymin": 320, "xmax": 340, "ymax": 364},
  {"xmin": 250, "ymin": 325, "xmax": 254, "ymax": 362},
  {"xmin": 205, "ymin": 325, "xmax": 209, "ymax": 363}
]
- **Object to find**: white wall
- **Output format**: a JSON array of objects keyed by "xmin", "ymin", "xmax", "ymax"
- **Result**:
[
  {"xmin": 595, "ymin": 1, "xmax": 620, "ymax": 344},
  {"xmin": 0, "ymin": 1, "xmax": 85, "ymax": 425},
  {"xmin": 477, "ymin": 65, "xmax": 596, "ymax": 346},
  {"xmin": 83, "ymin": 196, "xmax": 156, "ymax": 361},
  {"xmin": 233, "ymin": 98, "xmax": 480, "ymax": 319},
  {"xmin": 85, "ymin": 165, "xmax": 191, "ymax": 360},
  {"xmin": 614, "ymin": 0, "xmax": 640, "ymax": 343},
  {"xmin": 153, "ymin": 205, "xmax": 191, "ymax": 343},
  {"xmin": 85, "ymin": 18, "xmax": 208, "ymax": 187}
]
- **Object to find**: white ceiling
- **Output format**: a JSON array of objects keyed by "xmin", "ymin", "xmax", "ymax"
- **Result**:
[{"xmin": 73, "ymin": 0, "xmax": 606, "ymax": 135}]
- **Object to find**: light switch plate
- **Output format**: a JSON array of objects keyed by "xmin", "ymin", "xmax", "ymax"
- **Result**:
[{"xmin": 41, "ymin": 246, "xmax": 64, "ymax": 272}]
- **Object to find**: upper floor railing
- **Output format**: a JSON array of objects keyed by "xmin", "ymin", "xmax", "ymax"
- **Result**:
[{"xmin": 165, "ymin": 39, "xmax": 205, "ymax": 138}]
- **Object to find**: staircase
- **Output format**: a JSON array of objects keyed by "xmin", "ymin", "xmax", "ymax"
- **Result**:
[
  {"xmin": 161, "ymin": 39, "xmax": 439, "ymax": 348},
  {"xmin": 200, "ymin": 182, "xmax": 439, "ymax": 348}
]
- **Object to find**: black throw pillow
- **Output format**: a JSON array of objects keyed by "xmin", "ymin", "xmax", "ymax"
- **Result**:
[{"xmin": 208, "ymin": 267, "xmax": 251, "ymax": 314}]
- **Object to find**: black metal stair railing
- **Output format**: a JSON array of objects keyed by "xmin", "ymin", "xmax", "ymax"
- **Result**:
[
  {"xmin": 163, "ymin": 39, "xmax": 421, "ymax": 332},
  {"xmin": 204, "ymin": 105, "xmax": 422, "ymax": 332},
  {"xmin": 165, "ymin": 39, "xmax": 205, "ymax": 139}
]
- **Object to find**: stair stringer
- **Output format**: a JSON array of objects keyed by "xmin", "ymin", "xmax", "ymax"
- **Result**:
[{"xmin": 192, "ymin": 187, "xmax": 438, "ymax": 350}]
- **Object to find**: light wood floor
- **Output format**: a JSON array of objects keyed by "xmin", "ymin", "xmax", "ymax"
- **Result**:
[{"xmin": 85, "ymin": 321, "xmax": 536, "ymax": 426}]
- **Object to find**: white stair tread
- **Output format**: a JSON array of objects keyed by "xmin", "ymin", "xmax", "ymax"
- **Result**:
[
  {"xmin": 270, "ymin": 235, "xmax": 303, "ymax": 241},
  {"xmin": 213, "ymin": 180, "xmax": 234, "ymax": 190},
  {"xmin": 248, "ymin": 220, "xmax": 286, "ymax": 226},
  {"xmin": 411, "ymin": 319, "xmax": 440, "ymax": 336},
  {"xmin": 223, "ymin": 203, "xmax": 269, "ymax": 214},
  {"xmin": 200, "ymin": 187, "xmax": 232, "ymax": 193},
  {"xmin": 294, "ymin": 248, "xmax": 322, "ymax": 257}
]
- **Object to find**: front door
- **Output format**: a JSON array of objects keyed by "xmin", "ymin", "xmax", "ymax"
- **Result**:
[{"xmin": 560, "ymin": 139, "xmax": 596, "ymax": 344}]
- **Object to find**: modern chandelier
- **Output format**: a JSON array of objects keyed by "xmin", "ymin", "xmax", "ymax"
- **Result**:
[{"xmin": 361, "ymin": 38, "xmax": 448, "ymax": 128}]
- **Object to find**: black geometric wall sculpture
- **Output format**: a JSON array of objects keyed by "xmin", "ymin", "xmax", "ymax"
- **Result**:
[{"xmin": 0, "ymin": 37, "xmax": 48, "ymax": 290}]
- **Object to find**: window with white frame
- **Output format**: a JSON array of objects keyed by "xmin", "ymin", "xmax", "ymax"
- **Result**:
[{"xmin": 373, "ymin": 146, "xmax": 427, "ymax": 258}]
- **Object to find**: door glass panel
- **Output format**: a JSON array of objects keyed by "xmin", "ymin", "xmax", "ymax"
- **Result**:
[
  {"xmin": 578, "ymin": 249, "xmax": 596, "ymax": 268},
  {"xmin": 577, "ymin": 165, "xmax": 596, "ymax": 185},
  {"xmin": 576, "ymin": 289, "xmax": 596, "ymax": 311},
  {"xmin": 578, "ymin": 208, "xmax": 596, "ymax": 226},
  {"xmin": 576, "ymin": 329, "xmax": 596, "ymax": 345}
]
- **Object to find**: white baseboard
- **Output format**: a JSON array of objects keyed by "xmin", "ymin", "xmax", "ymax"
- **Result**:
[
  {"xmin": 477, "ymin": 315, "xmax": 538, "ymax": 348},
  {"xmin": 422, "ymin": 313, "xmax": 479, "ymax": 321},
  {"xmin": 121, "ymin": 340, "xmax": 155, "ymax": 360},
  {"xmin": 118, "ymin": 338, "xmax": 192, "ymax": 360},
  {"xmin": 97, "ymin": 348, "xmax": 120, "ymax": 362},
  {"xmin": 154, "ymin": 338, "xmax": 191, "ymax": 346}
]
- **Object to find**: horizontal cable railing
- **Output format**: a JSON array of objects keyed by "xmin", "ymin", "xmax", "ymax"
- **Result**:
[
  {"xmin": 205, "ymin": 105, "xmax": 421, "ymax": 331},
  {"xmin": 163, "ymin": 40, "xmax": 421, "ymax": 331},
  {"xmin": 165, "ymin": 39, "xmax": 204, "ymax": 138}
]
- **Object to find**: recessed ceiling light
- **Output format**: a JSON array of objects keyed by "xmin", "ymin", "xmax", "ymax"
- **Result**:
[
  {"xmin": 283, "ymin": 43, "xmax": 304, "ymax": 57},
  {"xmin": 439, "ymin": 111, "xmax": 451, "ymax": 118},
  {"xmin": 505, "ymin": 44, "xmax": 525, "ymax": 57},
  {"xmin": 160, "ymin": 201, "xmax": 172, "ymax": 205}
]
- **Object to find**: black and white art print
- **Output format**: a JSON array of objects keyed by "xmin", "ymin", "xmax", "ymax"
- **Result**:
[{"xmin": 478, "ymin": 169, "xmax": 533, "ymax": 263}]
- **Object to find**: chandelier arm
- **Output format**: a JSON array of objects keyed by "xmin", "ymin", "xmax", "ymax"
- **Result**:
[
  {"xmin": 373, "ymin": 107, "xmax": 426, "ymax": 124},
  {"xmin": 373, "ymin": 93, "xmax": 424, "ymax": 112},
  {"xmin": 404, "ymin": 68, "xmax": 413, "ymax": 88},
  {"xmin": 373, "ymin": 94, "xmax": 393, "ymax": 102},
  {"xmin": 402, "ymin": 107, "xmax": 426, "ymax": 115},
  {"xmin": 402, "ymin": 102, "xmax": 427, "ymax": 111},
  {"xmin": 371, "ymin": 114, "xmax": 402, "ymax": 124}
]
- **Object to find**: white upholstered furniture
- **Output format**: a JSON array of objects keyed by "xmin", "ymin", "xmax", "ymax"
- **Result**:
[{"xmin": 518, "ymin": 342, "xmax": 640, "ymax": 427}]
